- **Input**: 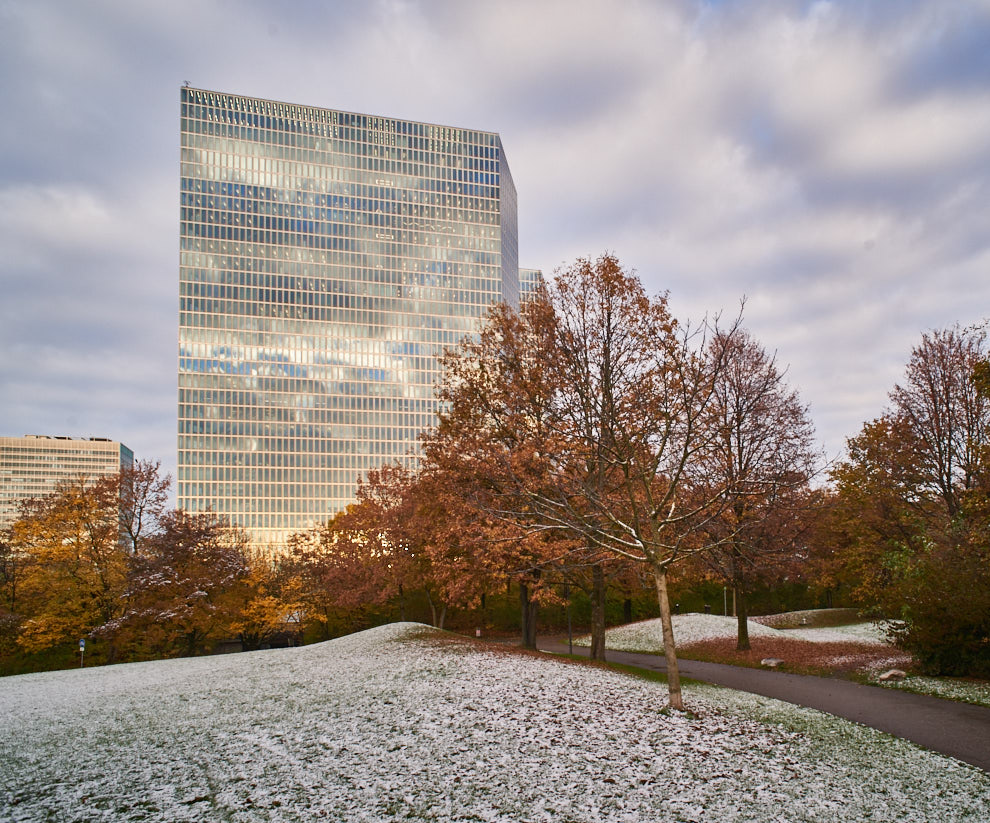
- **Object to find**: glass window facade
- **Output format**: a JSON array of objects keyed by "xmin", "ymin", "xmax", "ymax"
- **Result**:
[
  {"xmin": 178, "ymin": 88, "xmax": 520, "ymax": 548},
  {"xmin": 0, "ymin": 436, "xmax": 133, "ymax": 530},
  {"xmin": 519, "ymin": 267, "xmax": 543, "ymax": 302}
]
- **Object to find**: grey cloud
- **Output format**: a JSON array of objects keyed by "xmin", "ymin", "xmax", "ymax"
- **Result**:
[
  {"xmin": 2, "ymin": 0, "xmax": 990, "ymax": 476},
  {"xmin": 889, "ymin": 3, "xmax": 990, "ymax": 98}
]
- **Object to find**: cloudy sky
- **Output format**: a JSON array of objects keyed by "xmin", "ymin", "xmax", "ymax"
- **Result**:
[{"xmin": 2, "ymin": 0, "xmax": 988, "ymax": 496}]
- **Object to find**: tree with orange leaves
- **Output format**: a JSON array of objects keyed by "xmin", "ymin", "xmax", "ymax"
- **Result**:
[
  {"xmin": 286, "ymin": 507, "xmax": 398, "ymax": 639},
  {"xmin": 430, "ymin": 254, "xmax": 748, "ymax": 708},
  {"xmin": 827, "ymin": 325, "xmax": 990, "ymax": 675},
  {"xmin": 10, "ymin": 476, "xmax": 127, "ymax": 655}
]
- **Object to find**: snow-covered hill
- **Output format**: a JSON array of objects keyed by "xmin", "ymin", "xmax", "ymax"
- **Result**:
[
  {"xmin": 1, "ymin": 623, "xmax": 986, "ymax": 822},
  {"xmin": 577, "ymin": 612, "xmax": 892, "ymax": 653}
]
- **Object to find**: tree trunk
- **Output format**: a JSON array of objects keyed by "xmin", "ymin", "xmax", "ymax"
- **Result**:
[
  {"xmin": 623, "ymin": 597, "xmax": 633, "ymax": 624},
  {"xmin": 590, "ymin": 562, "xmax": 607, "ymax": 661},
  {"xmin": 438, "ymin": 603, "xmax": 447, "ymax": 631},
  {"xmin": 426, "ymin": 590, "xmax": 438, "ymax": 628},
  {"xmin": 653, "ymin": 566, "xmax": 684, "ymax": 710},
  {"xmin": 519, "ymin": 581, "xmax": 538, "ymax": 649},
  {"xmin": 735, "ymin": 585, "xmax": 750, "ymax": 651},
  {"xmin": 397, "ymin": 583, "xmax": 406, "ymax": 622}
]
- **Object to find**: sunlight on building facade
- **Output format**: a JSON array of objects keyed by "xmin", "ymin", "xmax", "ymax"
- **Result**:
[{"xmin": 178, "ymin": 88, "xmax": 520, "ymax": 548}]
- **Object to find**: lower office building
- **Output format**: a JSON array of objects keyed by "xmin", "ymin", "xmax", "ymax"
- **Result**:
[
  {"xmin": 519, "ymin": 267, "xmax": 544, "ymax": 301},
  {"xmin": 178, "ymin": 88, "xmax": 523, "ymax": 548},
  {"xmin": 0, "ymin": 435, "xmax": 134, "ymax": 530}
]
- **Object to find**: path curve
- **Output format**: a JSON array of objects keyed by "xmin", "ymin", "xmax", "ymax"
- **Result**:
[{"xmin": 538, "ymin": 640, "xmax": 990, "ymax": 773}]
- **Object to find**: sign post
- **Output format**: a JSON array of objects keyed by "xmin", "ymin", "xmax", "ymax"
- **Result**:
[{"xmin": 79, "ymin": 637, "xmax": 85, "ymax": 668}]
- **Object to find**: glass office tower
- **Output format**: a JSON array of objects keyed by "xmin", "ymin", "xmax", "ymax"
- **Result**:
[{"xmin": 178, "ymin": 88, "xmax": 520, "ymax": 547}]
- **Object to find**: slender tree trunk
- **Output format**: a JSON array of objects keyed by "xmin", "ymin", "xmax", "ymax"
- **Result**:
[
  {"xmin": 438, "ymin": 603, "xmax": 447, "ymax": 631},
  {"xmin": 519, "ymin": 573, "xmax": 540, "ymax": 649},
  {"xmin": 590, "ymin": 562, "xmax": 607, "ymax": 661},
  {"xmin": 623, "ymin": 597, "xmax": 633, "ymax": 624},
  {"xmin": 653, "ymin": 566, "xmax": 684, "ymax": 710},
  {"xmin": 735, "ymin": 584, "xmax": 750, "ymax": 651},
  {"xmin": 520, "ymin": 582, "xmax": 532, "ymax": 648},
  {"xmin": 519, "ymin": 581, "xmax": 539, "ymax": 649},
  {"xmin": 527, "ymin": 597, "xmax": 538, "ymax": 648},
  {"xmin": 397, "ymin": 583, "xmax": 406, "ymax": 622},
  {"xmin": 426, "ymin": 590, "xmax": 438, "ymax": 628}
]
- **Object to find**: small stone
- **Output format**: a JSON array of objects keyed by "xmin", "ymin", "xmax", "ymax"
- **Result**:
[
  {"xmin": 878, "ymin": 669, "xmax": 907, "ymax": 682},
  {"xmin": 760, "ymin": 658, "xmax": 785, "ymax": 668}
]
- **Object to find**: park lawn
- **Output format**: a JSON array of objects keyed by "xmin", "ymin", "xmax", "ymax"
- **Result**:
[
  {"xmin": 579, "ymin": 611, "xmax": 990, "ymax": 706},
  {"xmin": 1, "ymin": 622, "xmax": 988, "ymax": 822}
]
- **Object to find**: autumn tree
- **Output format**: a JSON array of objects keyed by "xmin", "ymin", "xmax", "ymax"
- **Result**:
[
  {"xmin": 230, "ymin": 553, "xmax": 306, "ymax": 651},
  {"xmin": 697, "ymin": 330, "xmax": 820, "ymax": 649},
  {"xmin": 424, "ymin": 286, "xmax": 577, "ymax": 649},
  {"xmin": 432, "ymin": 254, "xmax": 746, "ymax": 708},
  {"xmin": 890, "ymin": 326, "xmax": 988, "ymax": 515},
  {"xmin": 10, "ymin": 476, "xmax": 128, "ymax": 655},
  {"xmin": 0, "ymin": 532, "xmax": 27, "ymax": 658},
  {"xmin": 829, "ymin": 324, "xmax": 990, "ymax": 675},
  {"xmin": 105, "ymin": 510, "xmax": 251, "ymax": 658},
  {"xmin": 286, "ymin": 508, "xmax": 397, "ymax": 639},
  {"xmin": 357, "ymin": 462, "xmax": 505, "ymax": 630},
  {"xmin": 114, "ymin": 459, "xmax": 171, "ymax": 554},
  {"xmin": 348, "ymin": 465, "xmax": 442, "ymax": 626}
]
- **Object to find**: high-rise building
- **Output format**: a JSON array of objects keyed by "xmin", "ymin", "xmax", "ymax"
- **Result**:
[
  {"xmin": 178, "ymin": 88, "xmax": 521, "ymax": 547},
  {"xmin": 0, "ymin": 435, "xmax": 134, "ymax": 530},
  {"xmin": 519, "ymin": 267, "xmax": 544, "ymax": 301}
]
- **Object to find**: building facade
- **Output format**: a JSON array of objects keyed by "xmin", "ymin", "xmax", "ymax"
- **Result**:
[
  {"xmin": 0, "ymin": 436, "xmax": 134, "ymax": 530},
  {"xmin": 519, "ymin": 267, "xmax": 544, "ymax": 301},
  {"xmin": 179, "ymin": 88, "xmax": 521, "ymax": 547}
]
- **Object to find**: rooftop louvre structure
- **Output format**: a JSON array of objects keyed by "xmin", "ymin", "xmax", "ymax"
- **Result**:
[
  {"xmin": 0, "ymin": 435, "xmax": 133, "ymax": 530},
  {"xmin": 178, "ymin": 88, "xmax": 520, "ymax": 548}
]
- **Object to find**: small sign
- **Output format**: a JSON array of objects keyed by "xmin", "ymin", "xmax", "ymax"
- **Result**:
[{"xmin": 79, "ymin": 638, "xmax": 86, "ymax": 651}]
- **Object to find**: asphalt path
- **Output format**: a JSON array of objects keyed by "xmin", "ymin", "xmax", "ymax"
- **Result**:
[{"xmin": 538, "ymin": 639, "xmax": 990, "ymax": 773}]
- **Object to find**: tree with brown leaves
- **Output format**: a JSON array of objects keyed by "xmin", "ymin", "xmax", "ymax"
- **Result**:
[
  {"xmin": 828, "ymin": 324, "xmax": 990, "ymax": 675},
  {"xmin": 696, "ymin": 330, "xmax": 820, "ymax": 650},
  {"xmin": 431, "ymin": 254, "xmax": 747, "ymax": 708},
  {"xmin": 105, "ymin": 510, "xmax": 251, "ymax": 658}
]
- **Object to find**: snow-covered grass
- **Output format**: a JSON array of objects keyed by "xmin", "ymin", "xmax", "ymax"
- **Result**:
[
  {"xmin": 2, "ymin": 623, "xmax": 988, "ymax": 822},
  {"xmin": 578, "ymin": 613, "xmax": 893, "ymax": 654},
  {"xmin": 780, "ymin": 621, "xmax": 891, "ymax": 645},
  {"xmin": 582, "ymin": 612, "xmax": 990, "ymax": 707},
  {"xmin": 575, "ymin": 613, "xmax": 781, "ymax": 652},
  {"xmin": 870, "ymin": 674, "xmax": 990, "ymax": 708}
]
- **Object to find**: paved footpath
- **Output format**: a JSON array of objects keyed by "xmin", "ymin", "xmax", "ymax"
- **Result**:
[{"xmin": 538, "ymin": 639, "xmax": 990, "ymax": 773}]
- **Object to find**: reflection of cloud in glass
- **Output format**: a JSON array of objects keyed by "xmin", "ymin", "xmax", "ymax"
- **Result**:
[{"xmin": 176, "ymin": 88, "xmax": 520, "ymax": 546}]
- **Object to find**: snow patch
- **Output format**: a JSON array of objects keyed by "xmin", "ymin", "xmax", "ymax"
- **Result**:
[{"xmin": 578, "ymin": 614, "xmax": 893, "ymax": 654}]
